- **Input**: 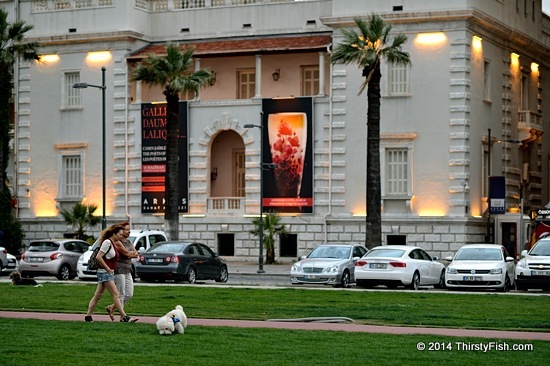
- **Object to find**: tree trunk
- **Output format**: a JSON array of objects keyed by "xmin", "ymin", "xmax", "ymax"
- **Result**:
[
  {"xmin": 164, "ymin": 92, "xmax": 180, "ymax": 240},
  {"xmin": 365, "ymin": 63, "xmax": 382, "ymax": 249}
]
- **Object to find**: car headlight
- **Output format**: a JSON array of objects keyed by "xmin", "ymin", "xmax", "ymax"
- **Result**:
[
  {"xmin": 323, "ymin": 265, "xmax": 339, "ymax": 273},
  {"xmin": 447, "ymin": 267, "xmax": 457, "ymax": 274},
  {"xmin": 78, "ymin": 256, "xmax": 84, "ymax": 263},
  {"xmin": 291, "ymin": 264, "xmax": 302, "ymax": 272},
  {"xmin": 490, "ymin": 268, "xmax": 503, "ymax": 275}
]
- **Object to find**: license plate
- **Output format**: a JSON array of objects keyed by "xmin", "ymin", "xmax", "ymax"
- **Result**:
[
  {"xmin": 148, "ymin": 258, "xmax": 163, "ymax": 263},
  {"xmin": 29, "ymin": 257, "xmax": 44, "ymax": 262},
  {"xmin": 369, "ymin": 263, "xmax": 387, "ymax": 269},
  {"xmin": 531, "ymin": 270, "xmax": 550, "ymax": 276},
  {"xmin": 304, "ymin": 275, "xmax": 316, "ymax": 279},
  {"xmin": 463, "ymin": 276, "xmax": 482, "ymax": 281}
]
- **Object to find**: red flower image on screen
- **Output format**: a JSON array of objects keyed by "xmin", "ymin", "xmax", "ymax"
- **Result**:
[{"xmin": 268, "ymin": 113, "xmax": 307, "ymax": 197}]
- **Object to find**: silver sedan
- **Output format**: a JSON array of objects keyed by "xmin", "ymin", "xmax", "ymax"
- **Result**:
[{"xmin": 290, "ymin": 244, "xmax": 368, "ymax": 288}]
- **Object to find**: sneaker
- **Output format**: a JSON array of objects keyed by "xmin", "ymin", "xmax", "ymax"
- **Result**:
[{"xmin": 84, "ymin": 316, "xmax": 93, "ymax": 322}]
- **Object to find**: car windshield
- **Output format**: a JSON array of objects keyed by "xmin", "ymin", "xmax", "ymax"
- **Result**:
[
  {"xmin": 148, "ymin": 243, "xmax": 185, "ymax": 253},
  {"xmin": 364, "ymin": 249, "xmax": 405, "ymax": 258},
  {"xmin": 28, "ymin": 242, "xmax": 60, "ymax": 252},
  {"xmin": 530, "ymin": 240, "xmax": 550, "ymax": 256},
  {"xmin": 308, "ymin": 246, "xmax": 350, "ymax": 259},
  {"xmin": 454, "ymin": 248, "xmax": 502, "ymax": 261}
]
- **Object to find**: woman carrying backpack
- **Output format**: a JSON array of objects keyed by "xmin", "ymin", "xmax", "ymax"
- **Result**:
[{"xmin": 85, "ymin": 224, "xmax": 138, "ymax": 323}]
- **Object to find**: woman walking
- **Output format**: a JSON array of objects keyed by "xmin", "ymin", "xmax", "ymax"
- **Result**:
[
  {"xmin": 85, "ymin": 224, "xmax": 138, "ymax": 322},
  {"xmin": 105, "ymin": 221, "xmax": 138, "ymax": 319}
]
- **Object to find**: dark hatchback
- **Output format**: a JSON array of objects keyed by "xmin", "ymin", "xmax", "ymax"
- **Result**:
[{"xmin": 136, "ymin": 241, "xmax": 229, "ymax": 284}]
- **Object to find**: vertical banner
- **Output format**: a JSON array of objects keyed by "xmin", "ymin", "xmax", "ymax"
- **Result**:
[
  {"xmin": 261, "ymin": 98, "xmax": 313, "ymax": 214},
  {"xmin": 489, "ymin": 176, "xmax": 505, "ymax": 215},
  {"xmin": 141, "ymin": 102, "xmax": 188, "ymax": 213}
]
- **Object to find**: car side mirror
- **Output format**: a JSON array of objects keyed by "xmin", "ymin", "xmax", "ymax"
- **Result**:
[
  {"xmin": 138, "ymin": 247, "xmax": 145, "ymax": 254},
  {"xmin": 432, "ymin": 256, "xmax": 439, "ymax": 261},
  {"xmin": 520, "ymin": 250, "xmax": 527, "ymax": 258},
  {"xmin": 444, "ymin": 256, "xmax": 453, "ymax": 261},
  {"xmin": 505, "ymin": 256, "xmax": 514, "ymax": 262}
]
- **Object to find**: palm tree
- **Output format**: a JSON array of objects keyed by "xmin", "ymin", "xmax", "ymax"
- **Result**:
[
  {"xmin": 60, "ymin": 203, "xmax": 101, "ymax": 240},
  {"xmin": 331, "ymin": 15, "xmax": 410, "ymax": 249},
  {"xmin": 0, "ymin": 9, "xmax": 40, "ymax": 254},
  {"xmin": 250, "ymin": 212, "xmax": 288, "ymax": 264},
  {"xmin": 133, "ymin": 44, "xmax": 213, "ymax": 240}
]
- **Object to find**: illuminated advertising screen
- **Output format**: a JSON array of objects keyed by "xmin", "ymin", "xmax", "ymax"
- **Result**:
[{"xmin": 261, "ymin": 98, "xmax": 313, "ymax": 214}]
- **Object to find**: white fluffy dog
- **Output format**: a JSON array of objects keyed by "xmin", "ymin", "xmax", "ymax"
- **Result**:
[{"xmin": 156, "ymin": 305, "xmax": 188, "ymax": 335}]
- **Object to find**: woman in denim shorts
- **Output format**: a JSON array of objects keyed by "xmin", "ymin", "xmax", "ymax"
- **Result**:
[{"xmin": 85, "ymin": 224, "xmax": 138, "ymax": 323}]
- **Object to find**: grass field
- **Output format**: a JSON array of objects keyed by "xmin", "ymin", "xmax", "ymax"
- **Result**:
[{"xmin": 1, "ymin": 283, "xmax": 549, "ymax": 365}]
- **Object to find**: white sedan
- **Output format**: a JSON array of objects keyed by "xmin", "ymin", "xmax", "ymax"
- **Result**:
[
  {"xmin": 445, "ymin": 244, "xmax": 515, "ymax": 292},
  {"xmin": 354, "ymin": 245, "xmax": 446, "ymax": 290}
]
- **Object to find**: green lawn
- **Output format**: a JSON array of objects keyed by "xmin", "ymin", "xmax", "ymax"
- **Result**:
[{"xmin": 1, "ymin": 283, "xmax": 549, "ymax": 365}]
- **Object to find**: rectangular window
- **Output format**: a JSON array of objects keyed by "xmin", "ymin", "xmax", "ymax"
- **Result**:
[
  {"xmin": 388, "ymin": 63, "xmax": 410, "ymax": 96},
  {"xmin": 62, "ymin": 155, "xmax": 82, "ymax": 198},
  {"xmin": 65, "ymin": 72, "xmax": 81, "ymax": 108},
  {"xmin": 520, "ymin": 74, "xmax": 529, "ymax": 110},
  {"xmin": 237, "ymin": 70, "xmax": 255, "ymax": 99},
  {"xmin": 484, "ymin": 60, "xmax": 491, "ymax": 101},
  {"xmin": 386, "ymin": 148, "xmax": 408, "ymax": 195},
  {"xmin": 301, "ymin": 66, "xmax": 319, "ymax": 96}
]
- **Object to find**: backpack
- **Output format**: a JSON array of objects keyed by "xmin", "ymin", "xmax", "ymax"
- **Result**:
[{"xmin": 87, "ymin": 247, "xmax": 101, "ymax": 271}]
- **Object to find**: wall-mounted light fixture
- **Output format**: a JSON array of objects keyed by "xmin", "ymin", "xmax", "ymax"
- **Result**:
[
  {"xmin": 531, "ymin": 62, "xmax": 539, "ymax": 74},
  {"xmin": 211, "ymin": 167, "xmax": 218, "ymax": 181},
  {"xmin": 272, "ymin": 69, "xmax": 280, "ymax": 81},
  {"xmin": 209, "ymin": 71, "xmax": 216, "ymax": 86}
]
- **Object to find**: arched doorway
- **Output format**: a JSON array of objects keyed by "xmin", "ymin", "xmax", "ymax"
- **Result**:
[{"xmin": 210, "ymin": 130, "xmax": 245, "ymax": 201}]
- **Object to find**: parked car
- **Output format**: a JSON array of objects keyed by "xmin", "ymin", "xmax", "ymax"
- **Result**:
[
  {"xmin": 1, "ymin": 246, "xmax": 18, "ymax": 274},
  {"xmin": 515, "ymin": 237, "xmax": 550, "ymax": 291},
  {"xmin": 354, "ymin": 245, "xmax": 446, "ymax": 290},
  {"xmin": 19, "ymin": 239, "xmax": 91, "ymax": 280},
  {"xmin": 445, "ymin": 244, "xmax": 515, "ymax": 292},
  {"xmin": 77, "ymin": 229, "xmax": 167, "ymax": 280},
  {"xmin": 136, "ymin": 241, "xmax": 228, "ymax": 284},
  {"xmin": 290, "ymin": 244, "xmax": 368, "ymax": 288}
]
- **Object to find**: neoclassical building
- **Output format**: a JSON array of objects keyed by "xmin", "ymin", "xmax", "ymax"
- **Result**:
[{"xmin": 3, "ymin": 0, "xmax": 550, "ymax": 261}]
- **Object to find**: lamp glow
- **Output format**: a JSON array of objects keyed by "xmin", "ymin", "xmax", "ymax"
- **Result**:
[
  {"xmin": 86, "ymin": 51, "xmax": 112, "ymax": 63},
  {"xmin": 39, "ymin": 54, "xmax": 60, "ymax": 63},
  {"xmin": 531, "ymin": 62, "xmax": 539, "ymax": 74},
  {"xmin": 472, "ymin": 36, "xmax": 482, "ymax": 51},
  {"xmin": 414, "ymin": 32, "xmax": 447, "ymax": 46}
]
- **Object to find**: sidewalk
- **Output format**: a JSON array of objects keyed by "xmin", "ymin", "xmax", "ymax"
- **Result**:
[
  {"xmin": 227, "ymin": 261, "xmax": 291, "ymax": 276},
  {"xmin": 1, "ymin": 311, "xmax": 549, "ymax": 340}
]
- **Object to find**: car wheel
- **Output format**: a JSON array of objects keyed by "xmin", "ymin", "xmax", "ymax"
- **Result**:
[
  {"xmin": 499, "ymin": 276, "xmax": 510, "ymax": 292},
  {"xmin": 57, "ymin": 264, "xmax": 71, "ymax": 281},
  {"xmin": 408, "ymin": 272, "xmax": 420, "ymax": 290},
  {"xmin": 336, "ymin": 270, "xmax": 351, "ymax": 288},
  {"xmin": 215, "ymin": 267, "xmax": 229, "ymax": 283},
  {"xmin": 434, "ymin": 270, "xmax": 446, "ymax": 289},
  {"xmin": 187, "ymin": 267, "xmax": 197, "ymax": 284}
]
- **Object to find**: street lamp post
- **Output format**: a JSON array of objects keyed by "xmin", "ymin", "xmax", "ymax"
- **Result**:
[
  {"xmin": 73, "ymin": 66, "xmax": 107, "ymax": 230},
  {"xmin": 244, "ymin": 119, "xmax": 271, "ymax": 274}
]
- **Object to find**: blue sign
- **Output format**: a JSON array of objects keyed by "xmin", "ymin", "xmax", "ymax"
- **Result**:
[{"xmin": 489, "ymin": 176, "xmax": 506, "ymax": 215}]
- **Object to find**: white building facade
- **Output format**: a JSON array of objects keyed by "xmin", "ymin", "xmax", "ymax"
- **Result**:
[{"xmin": 3, "ymin": 0, "xmax": 549, "ymax": 261}]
